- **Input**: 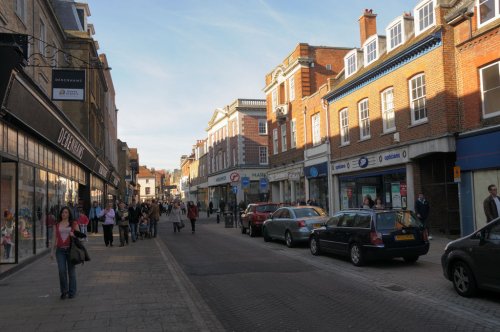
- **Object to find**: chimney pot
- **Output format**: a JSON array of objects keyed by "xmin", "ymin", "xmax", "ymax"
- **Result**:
[{"xmin": 359, "ymin": 9, "xmax": 377, "ymax": 46}]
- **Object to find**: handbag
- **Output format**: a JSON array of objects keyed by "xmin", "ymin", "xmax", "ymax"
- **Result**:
[{"xmin": 70, "ymin": 237, "xmax": 90, "ymax": 265}]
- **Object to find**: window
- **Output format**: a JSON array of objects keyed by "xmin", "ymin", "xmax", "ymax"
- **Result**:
[
  {"xmin": 289, "ymin": 77, "xmax": 295, "ymax": 101},
  {"xmin": 477, "ymin": 0, "xmax": 500, "ymax": 27},
  {"xmin": 387, "ymin": 20, "xmax": 403, "ymax": 51},
  {"xmin": 258, "ymin": 119, "xmax": 267, "ymax": 135},
  {"xmin": 345, "ymin": 52, "xmax": 357, "ymax": 77},
  {"xmin": 271, "ymin": 89, "xmax": 277, "ymax": 111},
  {"xmin": 281, "ymin": 124, "xmax": 287, "ymax": 152},
  {"xmin": 358, "ymin": 99, "xmax": 371, "ymax": 139},
  {"xmin": 290, "ymin": 119, "xmax": 297, "ymax": 149},
  {"xmin": 312, "ymin": 113, "xmax": 321, "ymax": 145},
  {"xmin": 15, "ymin": 0, "xmax": 26, "ymax": 22},
  {"xmin": 381, "ymin": 88, "xmax": 396, "ymax": 132},
  {"xmin": 340, "ymin": 108, "xmax": 350, "ymax": 145},
  {"xmin": 259, "ymin": 146, "xmax": 268, "ymax": 165},
  {"xmin": 145, "ymin": 187, "xmax": 151, "ymax": 195},
  {"xmin": 409, "ymin": 74, "xmax": 427, "ymax": 124},
  {"xmin": 326, "ymin": 64, "xmax": 332, "ymax": 71},
  {"xmin": 415, "ymin": 0, "xmax": 435, "ymax": 35},
  {"xmin": 39, "ymin": 20, "xmax": 46, "ymax": 56},
  {"xmin": 364, "ymin": 37, "xmax": 378, "ymax": 65},
  {"xmin": 146, "ymin": 179, "xmax": 149, "ymax": 184},
  {"xmin": 273, "ymin": 128, "xmax": 278, "ymax": 154},
  {"xmin": 480, "ymin": 61, "xmax": 500, "ymax": 118}
]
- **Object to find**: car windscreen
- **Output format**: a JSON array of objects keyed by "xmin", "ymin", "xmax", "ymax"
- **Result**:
[
  {"xmin": 294, "ymin": 208, "xmax": 323, "ymax": 218},
  {"xmin": 256, "ymin": 205, "xmax": 279, "ymax": 213},
  {"xmin": 376, "ymin": 211, "xmax": 421, "ymax": 231}
]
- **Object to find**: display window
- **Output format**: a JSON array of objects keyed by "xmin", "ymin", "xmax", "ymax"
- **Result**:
[{"xmin": 1, "ymin": 161, "xmax": 16, "ymax": 263}]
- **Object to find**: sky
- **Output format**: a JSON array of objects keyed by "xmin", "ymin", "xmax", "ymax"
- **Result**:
[{"xmin": 85, "ymin": 0, "xmax": 418, "ymax": 171}]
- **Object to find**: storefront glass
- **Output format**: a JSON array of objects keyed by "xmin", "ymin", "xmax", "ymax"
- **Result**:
[
  {"xmin": 1, "ymin": 162, "xmax": 16, "ymax": 263},
  {"xmin": 295, "ymin": 178, "xmax": 305, "ymax": 203},
  {"xmin": 90, "ymin": 174, "xmax": 104, "ymax": 208},
  {"xmin": 47, "ymin": 172, "xmax": 58, "ymax": 248},
  {"xmin": 18, "ymin": 163, "xmax": 34, "ymax": 262},
  {"xmin": 35, "ymin": 169, "xmax": 47, "ymax": 251},
  {"xmin": 309, "ymin": 177, "xmax": 329, "ymax": 213}
]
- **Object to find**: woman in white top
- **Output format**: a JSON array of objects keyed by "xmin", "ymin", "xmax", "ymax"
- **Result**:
[
  {"xmin": 170, "ymin": 202, "xmax": 183, "ymax": 233},
  {"xmin": 99, "ymin": 201, "xmax": 115, "ymax": 247}
]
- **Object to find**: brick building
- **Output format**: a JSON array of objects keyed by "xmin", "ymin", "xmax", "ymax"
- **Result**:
[
  {"xmin": 264, "ymin": 43, "xmax": 350, "ymax": 208},
  {"xmin": 205, "ymin": 99, "xmax": 268, "ymax": 209},
  {"xmin": 189, "ymin": 139, "xmax": 209, "ymax": 209},
  {"xmin": 448, "ymin": 0, "xmax": 500, "ymax": 234}
]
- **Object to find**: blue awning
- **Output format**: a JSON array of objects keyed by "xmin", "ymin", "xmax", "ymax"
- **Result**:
[{"xmin": 456, "ymin": 129, "xmax": 500, "ymax": 171}]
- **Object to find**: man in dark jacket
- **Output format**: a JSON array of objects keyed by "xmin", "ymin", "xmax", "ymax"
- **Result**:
[
  {"xmin": 128, "ymin": 199, "xmax": 142, "ymax": 242},
  {"xmin": 415, "ymin": 192, "xmax": 431, "ymax": 239},
  {"xmin": 483, "ymin": 184, "xmax": 500, "ymax": 222}
]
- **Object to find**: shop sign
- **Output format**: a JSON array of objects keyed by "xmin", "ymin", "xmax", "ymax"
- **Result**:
[
  {"xmin": 57, "ymin": 127, "xmax": 85, "ymax": 160},
  {"xmin": 453, "ymin": 166, "xmax": 461, "ymax": 183},
  {"xmin": 52, "ymin": 69, "xmax": 85, "ymax": 101},
  {"xmin": 304, "ymin": 162, "xmax": 328, "ymax": 179},
  {"xmin": 288, "ymin": 172, "xmax": 301, "ymax": 181},
  {"xmin": 332, "ymin": 148, "xmax": 409, "ymax": 174},
  {"xmin": 97, "ymin": 163, "xmax": 108, "ymax": 178}
]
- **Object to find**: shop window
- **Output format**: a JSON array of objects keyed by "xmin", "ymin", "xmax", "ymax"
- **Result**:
[
  {"xmin": 35, "ymin": 169, "xmax": 47, "ymax": 251},
  {"xmin": 480, "ymin": 61, "xmax": 500, "ymax": 118},
  {"xmin": 381, "ymin": 88, "xmax": 396, "ymax": 132},
  {"xmin": 18, "ymin": 163, "xmax": 34, "ymax": 262},
  {"xmin": 1, "ymin": 162, "xmax": 16, "ymax": 263},
  {"xmin": 409, "ymin": 73, "xmax": 427, "ymax": 124},
  {"xmin": 477, "ymin": 0, "xmax": 500, "ymax": 27},
  {"xmin": 7, "ymin": 127, "xmax": 17, "ymax": 156},
  {"xmin": 358, "ymin": 99, "xmax": 371, "ymax": 139},
  {"xmin": 18, "ymin": 133, "xmax": 26, "ymax": 160}
]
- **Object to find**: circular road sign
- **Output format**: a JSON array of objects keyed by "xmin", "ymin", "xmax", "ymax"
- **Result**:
[{"xmin": 230, "ymin": 172, "xmax": 240, "ymax": 182}]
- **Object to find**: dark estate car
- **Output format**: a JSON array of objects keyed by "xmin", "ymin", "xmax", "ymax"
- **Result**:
[
  {"xmin": 309, "ymin": 209, "xmax": 430, "ymax": 266},
  {"xmin": 240, "ymin": 203, "xmax": 279, "ymax": 237},
  {"xmin": 441, "ymin": 217, "xmax": 500, "ymax": 297},
  {"xmin": 262, "ymin": 206, "xmax": 328, "ymax": 247}
]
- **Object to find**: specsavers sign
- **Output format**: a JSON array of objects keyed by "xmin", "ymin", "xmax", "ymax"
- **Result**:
[{"xmin": 332, "ymin": 148, "xmax": 409, "ymax": 174}]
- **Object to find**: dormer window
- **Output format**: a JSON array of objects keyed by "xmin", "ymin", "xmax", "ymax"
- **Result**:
[
  {"xmin": 344, "ymin": 50, "xmax": 359, "ymax": 78},
  {"xmin": 364, "ymin": 36, "xmax": 378, "ymax": 65},
  {"xmin": 387, "ymin": 20, "xmax": 403, "ymax": 51},
  {"xmin": 477, "ymin": 0, "xmax": 500, "ymax": 28},
  {"xmin": 414, "ymin": 0, "xmax": 436, "ymax": 36}
]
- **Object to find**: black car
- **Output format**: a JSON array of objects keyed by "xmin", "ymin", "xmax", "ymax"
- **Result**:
[
  {"xmin": 309, "ymin": 209, "xmax": 430, "ymax": 266},
  {"xmin": 441, "ymin": 217, "xmax": 500, "ymax": 297}
]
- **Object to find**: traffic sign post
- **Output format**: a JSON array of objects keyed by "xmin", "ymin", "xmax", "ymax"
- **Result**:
[{"xmin": 241, "ymin": 176, "xmax": 250, "ymax": 188}]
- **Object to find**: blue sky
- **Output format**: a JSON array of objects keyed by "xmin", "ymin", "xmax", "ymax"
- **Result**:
[{"xmin": 85, "ymin": 0, "xmax": 418, "ymax": 171}]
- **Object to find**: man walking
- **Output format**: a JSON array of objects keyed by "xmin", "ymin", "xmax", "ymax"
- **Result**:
[
  {"xmin": 148, "ymin": 199, "xmax": 160, "ymax": 238},
  {"xmin": 128, "ymin": 199, "xmax": 141, "ymax": 242},
  {"xmin": 484, "ymin": 184, "xmax": 500, "ymax": 222},
  {"xmin": 415, "ymin": 192, "xmax": 431, "ymax": 239}
]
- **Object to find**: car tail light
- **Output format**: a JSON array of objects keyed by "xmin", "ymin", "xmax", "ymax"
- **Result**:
[
  {"xmin": 370, "ymin": 231, "xmax": 384, "ymax": 246},
  {"xmin": 297, "ymin": 220, "xmax": 306, "ymax": 228},
  {"xmin": 422, "ymin": 228, "xmax": 429, "ymax": 241}
]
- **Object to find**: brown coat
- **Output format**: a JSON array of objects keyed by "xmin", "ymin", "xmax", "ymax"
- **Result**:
[{"xmin": 149, "ymin": 203, "xmax": 160, "ymax": 221}]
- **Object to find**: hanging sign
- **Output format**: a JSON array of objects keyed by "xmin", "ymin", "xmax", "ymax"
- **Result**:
[{"xmin": 52, "ymin": 69, "xmax": 85, "ymax": 101}]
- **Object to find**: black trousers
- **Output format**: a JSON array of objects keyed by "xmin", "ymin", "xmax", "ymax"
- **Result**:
[
  {"xmin": 102, "ymin": 224, "xmax": 114, "ymax": 246},
  {"xmin": 190, "ymin": 218, "xmax": 196, "ymax": 232},
  {"xmin": 91, "ymin": 218, "xmax": 99, "ymax": 233}
]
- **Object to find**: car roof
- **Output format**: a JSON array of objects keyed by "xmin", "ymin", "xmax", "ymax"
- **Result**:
[
  {"xmin": 337, "ymin": 208, "xmax": 413, "ymax": 214},
  {"xmin": 251, "ymin": 202, "xmax": 279, "ymax": 206}
]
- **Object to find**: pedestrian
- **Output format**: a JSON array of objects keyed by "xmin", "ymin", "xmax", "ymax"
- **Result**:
[
  {"xmin": 50, "ymin": 206, "xmax": 79, "ymax": 299},
  {"xmin": 415, "ymin": 192, "xmax": 431, "ymax": 239},
  {"xmin": 170, "ymin": 201, "xmax": 183, "ymax": 233},
  {"xmin": 362, "ymin": 196, "xmax": 371, "ymax": 209},
  {"xmin": 99, "ymin": 201, "xmax": 115, "ymax": 247},
  {"xmin": 208, "ymin": 201, "xmax": 213, "ymax": 216},
  {"xmin": 187, "ymin": 201, "xmax": 199, "ymax": 234},
  {"xmin": 219, "ymin": 199, "xmax": 226, "ymax": 213},
  {"xmin": 180, "ymin": 201, "xmax": 186, "ymax": 215},
  {"xmin": 373, "ymin": 197, "xmax": 385, "ymax": 209},
  {"xmin": 483, "ymin": 184, "xmax": 500, "ymax": 222},
  {"xmin": 115, "ymin": 201, "xmax": 129, "ymax": 247},
  {"xmin": 128, "ymin": 199, "xmax": 141, "ymax": 242},
  {"xmin": 88, "ymin": 201, "xmax": 102, "ymax": 234},
  {"xmin": 148, "ymin": 199, "xmax": 160, "ymax": 238},
  {"xmin": 76, "ymin": 207, "xmax": 89, "ymax": 241}
]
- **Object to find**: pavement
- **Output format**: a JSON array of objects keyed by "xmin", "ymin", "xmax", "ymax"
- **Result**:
[{"xmin": 0, "ymin": 212, "xmax": 457, "ymax": 331}]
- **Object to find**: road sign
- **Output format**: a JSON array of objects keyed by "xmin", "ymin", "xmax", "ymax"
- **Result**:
[
  {"xmin": 241, "ymin": 176, "xmax": 250, "ymax": 188},
  {"xmin": 259, "ymin": 178, "xmax": 268, "ymax": 189},
  {"xmin": 230, "ymin": 172, "xmax": 240, "ymax": 182},
  {"xmin": 232, "ymin": 186, "xmax": 238, "ymax": 194}
]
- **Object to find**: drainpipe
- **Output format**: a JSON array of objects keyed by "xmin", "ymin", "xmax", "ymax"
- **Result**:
[{"xmin": 323, "ymin": 99, "xmax": 334, "ymax": 215}]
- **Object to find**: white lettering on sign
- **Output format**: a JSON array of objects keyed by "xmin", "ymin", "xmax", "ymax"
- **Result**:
[
  {"xmin": 98, "ymin": 164, "xmax": 108, "ymax": 178},
  {"xmin": 57, "ymin": 128, "xmax": 85, "ymax": 160}
]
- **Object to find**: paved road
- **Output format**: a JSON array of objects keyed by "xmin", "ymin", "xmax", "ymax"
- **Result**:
[{"xmin": 166, "ymin": 216, "xmax": 500, "ymax": 332}]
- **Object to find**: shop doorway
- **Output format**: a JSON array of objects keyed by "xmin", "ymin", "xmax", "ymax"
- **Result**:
[{"xmin": 1, "ymin": 160, "xmax": 17, "ymax": 263}]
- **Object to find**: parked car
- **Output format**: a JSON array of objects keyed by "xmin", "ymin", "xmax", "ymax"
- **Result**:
[
  {"xmin": 241, "ymin": 203, "xmax": 279, "ymax": 237},
  {"xmin": 441, "ymin": 217, "xmax": 500, "ymax": 297},
  {"xmin": 309, "ymin": 209, "xmax": 429, "ymax": 266},
  {"xmin": 262, "ymin": 206, "xmax": 328, "ymax": 247}
]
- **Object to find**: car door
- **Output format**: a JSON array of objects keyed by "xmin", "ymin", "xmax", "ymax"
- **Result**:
[
  {"xmin": 276, "ymin": 208, "xmax": 291, "ymax": 239},
  {"xmin": 242, "ymin": 205, "xmax": 253, "ymax": 228},
  {"xmin": 320, "ymin": 213, "xmax": 342, "ymax": 252},
  {"xmin": 472, "ymin": 220, "xmax": 500, "ymax": 288},
  {"xmin": 266, "ymin": 209, "xmax": 282, "ymax": 237},
  {"xmin": 331, "ymin": 212, "xmax": 357, "ymax": 254}
]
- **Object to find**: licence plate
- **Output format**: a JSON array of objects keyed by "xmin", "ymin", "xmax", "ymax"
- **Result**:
[
  {"xmin": 313, "ymin": 223, "xmax": 322, "ymax": 229},
  {"xmin": 395, "ymin": 234, "xmax": 415, "ymax": 241}
]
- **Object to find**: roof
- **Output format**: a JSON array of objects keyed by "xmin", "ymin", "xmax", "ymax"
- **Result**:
[{"xmin": 138, "ymin": 166, "xmax": 155, "ymax": 178}]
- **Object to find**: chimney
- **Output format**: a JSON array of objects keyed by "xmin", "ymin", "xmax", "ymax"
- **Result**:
[{"xmin": 359, "ymin": 9, "xmax": 377, "ymax": 46}]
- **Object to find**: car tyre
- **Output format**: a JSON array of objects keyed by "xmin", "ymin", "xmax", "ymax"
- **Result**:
[
  {"xmin": 452, "ymin": 261, "xmax": 477, "ymax": 297},
  {"xmin": 310, "ymin": 236, "xmax": 321, "ymax": 256},
  {"xmin": 350, "ymin": 243, "xmax": 365, "ymax": 266},
  {"xmin": 285, "ymin": 231, "xmax": 294, "ymax": 248},
  {"xmin": 249, "ymin": 224, "xmax": 256, "ymax": 237},
  {"xmin": 263, "ymin": 227, "xmax": 271, "ymax": 242},
  {"xmin": 403, "ymin": 256, "xmax": 419, "ymax": 263}
]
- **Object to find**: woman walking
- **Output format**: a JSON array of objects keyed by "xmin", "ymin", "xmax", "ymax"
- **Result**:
[
  {"xmin": 50, "ymin": 206, "xmax": 79, "ymax": 299},
  {"xmin": 187, "ymin": 201, "xmax": 199, "ymax": 234},
  {"xmin": 170, "ymin": 201, "xmax": 183, "ymax": 233},
  {"xmin": 115, "ymin": 201, "xmax": 129, "ymax": 247},
  {"xmin": 99, "ymin": 201, "xmax": 116, "ymax": 247}
]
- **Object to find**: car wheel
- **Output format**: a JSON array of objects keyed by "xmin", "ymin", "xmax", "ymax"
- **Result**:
[
  {"xmin": 310, "ymin": 236, "xmax": 321, "ymax": 256},
  {"xmin": 285, "ymin": 231, "xmax": 294, "ymax": 248},
  {"xmin": 452, "ymin": 261, "xmax": 477, "ymax": 297},
  {"xmin": 350, "ymin": 243, "xmax": 365, "ymax": 266},
  {"xmin": 403, "ymin": 256, "xmax": 419, "ymax": 263},
  {"xmin": 249, "ymin": 224, "xmax": 256, "ymax": 237},
  {"xmin": 263, "ymin": 227, "xmax": 271, "ymax": 242}
]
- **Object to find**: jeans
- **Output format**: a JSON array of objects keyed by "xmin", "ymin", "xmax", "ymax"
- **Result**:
[
  {"xmin": 56, "ymin": 247, "xmax": 76, "ymax": 296},
  {"xmin": 102, "ymin": 224, "xmax": 114, "ymax": 246},
  {"xmin": 130, "ymin": 223, "xmax": 138, "ymax": 241},
  {"xmin": 149, "ymin": 219, "xmax": 158, "ymax": 237},
  {"xmin": 118, "ymin": 225, "xmax": 129, "ymax": 245},
  {"xmin": 91, "ymin": 218, "xmax": 99, "ymax": 233}
]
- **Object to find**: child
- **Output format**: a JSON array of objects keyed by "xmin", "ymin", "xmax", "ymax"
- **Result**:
[
  {"xmin": 139, "ymin": 212, "xmax": 150, "ymax": 239},
  {"xmin": 77, "ymin": 207, "xmax": 89, "ymax": 241}
]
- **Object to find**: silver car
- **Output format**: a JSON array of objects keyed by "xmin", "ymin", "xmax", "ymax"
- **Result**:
[{"xmin": 262, "ymin": 206, "xmax": 328, "ymax": 247}]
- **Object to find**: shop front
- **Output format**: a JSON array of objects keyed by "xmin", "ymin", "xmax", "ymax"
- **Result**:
[
  {"xmin": 268, "ymin": 166, "xmax": 305, "ymax": 205},
  {"xmin": 333, "ymin": 148, "xmax": 410, "ymax": 210},
  {"xmin": 304, "ymin": 162, "xmax": 329, "ymax": 213}
]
